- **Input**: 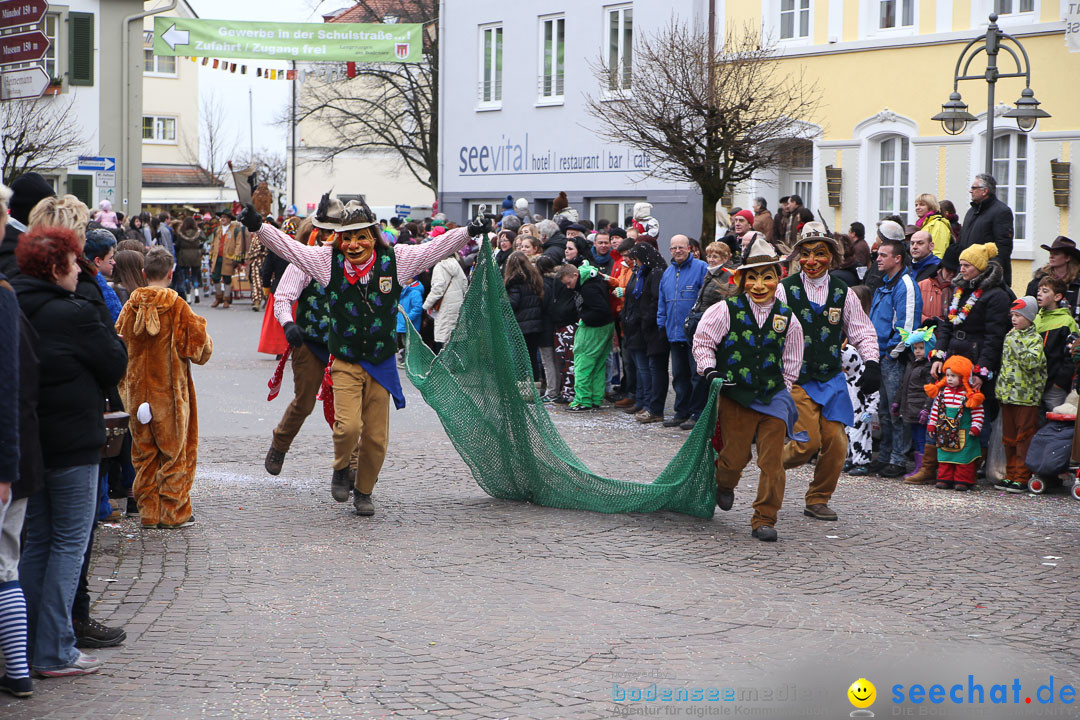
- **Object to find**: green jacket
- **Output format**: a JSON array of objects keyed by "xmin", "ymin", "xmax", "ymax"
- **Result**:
[{"xmin": 997, "ymin": 325, "xmax": 1047, "ymax": 406}]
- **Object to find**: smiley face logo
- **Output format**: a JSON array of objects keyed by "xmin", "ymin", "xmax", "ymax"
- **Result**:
[{"xmin": 848, "ymin": 678, "xmax": 876, "ymax": 709}]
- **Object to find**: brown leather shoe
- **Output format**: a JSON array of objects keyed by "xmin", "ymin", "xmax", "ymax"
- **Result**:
[
  {"xmin": 636, "ymin": 412, "xmax": 664, "ymax": 424},
  {"xmin": 211, "ymin": 291, "xmax": 223, "ymax": 308},
  {"xmin": 614, "ymin": 397, "xmax": 635, "ymax": 408},
  {"xmin": 264, "ymin": 446, "xmax": 285, "ymax": 476},
  {"xmin": 803, "ymin": 503, "xmax": 838, "ymax": 521}
]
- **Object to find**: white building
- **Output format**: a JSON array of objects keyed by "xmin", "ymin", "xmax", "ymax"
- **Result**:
[{"xmin": 438, "ymin": 0, "xmax": 708, "ymax": 233}]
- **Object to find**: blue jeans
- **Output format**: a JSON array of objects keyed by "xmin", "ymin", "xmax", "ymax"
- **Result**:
[
  {"xmin": 876, "ymin": 356, "xmax": 911, "ymax": 466},
  {"xmin": 669, "ymin": 341, "xmax": 705, "ymax": 420},
  {"xmin": 647, "ymin": 353, "xmax": 669, "ymax": 416},
  {"xmin": 19, "ymin": 464, "xmax": 97, "ymax": 671},
  {"xmin": 630, "ymin": 348, "xmax": 650, "ymax": 410}
]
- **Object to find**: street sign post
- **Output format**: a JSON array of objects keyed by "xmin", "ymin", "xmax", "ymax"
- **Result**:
[
  {"xmin": 0, "ymin": 0, "xmax": 47, "ymax": 30},
  {"xmin": 78, "ymin": 156, "xmax": 116, "ymax": 172},
  {"xmin": 0, "ymin": 65, "xmax": 47, "ymax": 100},
  {"xmin": 395, "ymin": 204, "xmax": 412, "ymax": 219},
  {"xmin": 0, "ymin": 29, "xmax": 48, "ymax": 65},
  {"xmin": 96, "ymin": 171, "xmax": 116, "ymax": 188},
  {"xmin": 152, "ymin": 17, "xmax": 422, "ymax": 63}
]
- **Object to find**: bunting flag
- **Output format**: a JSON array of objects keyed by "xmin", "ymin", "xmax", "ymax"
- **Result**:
[
  {"xmin": 346, "ymin": 61, "xmax": 356, "ymax": 78},
  {"xmin": 189, "ymin": 56, "xmax": 305, "ymax": 81},
  {"xmin": 212, "ymin": 59, "xmax": 219, "ymax": 68}
]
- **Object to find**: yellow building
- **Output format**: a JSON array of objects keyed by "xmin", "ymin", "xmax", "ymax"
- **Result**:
[{"xmin": 724, "ymin": 0, "xmax": 1079, "ymax": 292}]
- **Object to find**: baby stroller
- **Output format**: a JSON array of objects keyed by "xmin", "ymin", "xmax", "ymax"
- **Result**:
[{"xmin": 1026, "ymin": 407, "xmax": 1080, "ymax": 499}]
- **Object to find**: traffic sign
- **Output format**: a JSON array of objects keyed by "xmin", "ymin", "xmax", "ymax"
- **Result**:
[
  {"xmin": 0, "ymin": 29, "xmax": 48, "ymax": 65},
  {"xmin": 394, "ymin": 204, "xmax": 412, "ymax": 218},
  {"xmin": 0, "ymin": 0, "xmax": 47, "ymax": 30},
  {"xmin": 95, "ymin": 171, "xmax": 116, "ymax": 188},
  {"xmin": 0, "ymin": 65, "xmax": 47, "ymax": 100},
  {"xmin": 78, "ymin": 156, "xmax": 116, "ymax": 172}
]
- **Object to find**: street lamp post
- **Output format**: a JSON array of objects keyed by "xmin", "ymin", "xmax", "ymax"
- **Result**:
[{"xmin": 931, "ymin": 13, "xmax": 1050, "ymax": 176}]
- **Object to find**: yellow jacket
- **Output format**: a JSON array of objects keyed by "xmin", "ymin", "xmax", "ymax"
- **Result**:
[{"xmin": 921, "ymin": 213, "xmax": 953, "ymax": 259}]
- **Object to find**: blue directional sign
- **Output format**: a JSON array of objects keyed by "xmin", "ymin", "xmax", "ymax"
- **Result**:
[{"xmin": 77, "ymin": 155, "xmax": 116, "ymax": 172}]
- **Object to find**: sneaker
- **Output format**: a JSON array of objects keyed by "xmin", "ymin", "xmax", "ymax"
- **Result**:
[
  {"xmin": 553, "ymin": 396, "xmax": 571, "ymax": 405},
  {"xmin": 36, "ymin": 652, "xmax": 101, "ymax": 678},
  {"xmin": 1005, "ymin": 482, "xmax": 1028, "ymax": 494},
  {"xmin": 935, "ymin": 481, "xmax": 952, "ymax": 489},
  {"xmin": 159, "ymin": 515, "xmax": 196, "ymax": 529},
  {"xmin": 637, "ymin": 412, "xmax": 664, "ymax": 424},
  {"xmin": 567, "ymin": 403, "xmax": 592, "ymax": 412},
  {"xmin": 663, "ymin": 416, "xmax": 689, "ymax": 428},
  {"xmin": 879, "ymin": 463, "xmax": 907, "ymax": 478},
  {"xmin": 993, "ymin": 480, "xmax": 1012, "ymax": 491},
  {"xmin": 865, "ymin": 460, "xmax": 887, "ymax": 474},
  {"xmin": 679, "ymin": 418, "xmax": 697, "ymax": 430},
  {"xmin": 0, "ymin": 674, "xmax": 32, "ymax": 698},
  {"xmin": 953, "ymin": 483, "xmax": 971, "ymax": 492},
  {"xmin": 74, "ymin": 618, "xmax": 126, "ymax": 649},
  {"xmin": 751, "ymin": 526, "xmax": 778, "ymax": 542},
  {"xmin": 330, "ymin": 468, "xmax": 352, "ymax": 502},
  {"xmin": 353, "ymin": 492, "xmax": 375, "ymax": 517},
  {"xmin": 125, "ymin": 497, "xmax": 139, "ymax": 518},
  {"xmin": 539, "ymin": 394, "xmax": 556, "ymax": 403},
  {"xmin": 264, "ymin": 446, "xmax": 286, "ymax": 476},
  {"xmin": 847, "ymin": 465, "xmax": 871, "ymax": 476}
]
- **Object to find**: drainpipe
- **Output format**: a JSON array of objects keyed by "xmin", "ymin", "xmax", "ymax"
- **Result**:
[{"xmin": 121, "ymin": 0, "xmax": 178, "ymax": 217}]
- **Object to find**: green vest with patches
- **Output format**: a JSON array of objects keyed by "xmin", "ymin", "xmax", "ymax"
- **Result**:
[
  {"xmin": 781, "ymin": 273, "xmax": 847, "ymax": 384},
  {"xmin": 715, "ymin": 295, "xmax": 791, "ymax": 408},
  {"xmin": 295, "ymin": 280, "xmax": 331, "ymax": 346},
  {"xmin": 327, "ymin": 246, "xmax": 400, "ymax": 364}
]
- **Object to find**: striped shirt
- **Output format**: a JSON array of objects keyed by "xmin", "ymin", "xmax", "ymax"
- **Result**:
[
  {"xmin": 926, "ymin": 386, "xmax": 984, "ymax": 433},
  {"xmin": 774, "ymin": 271, "xmax": 880, "ymax": 363},
  {"xmin": 692, "ymin": 296, "xmax": 805, "ymax": 390},
  {"xmin": 260, "ymin": 225, "xmax": 472, "ymax": 329}
]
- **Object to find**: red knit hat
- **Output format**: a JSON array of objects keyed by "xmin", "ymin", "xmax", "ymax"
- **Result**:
[{"xmin": 734, "ymin": 209, "xmax": 755, "ymax": 225}]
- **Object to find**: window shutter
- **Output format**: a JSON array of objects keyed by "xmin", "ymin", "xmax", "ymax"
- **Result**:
[
  {"xmin": 67, "ymin": 174, "xmax": 93, "ymax": 206},
  {"xmin": 68, "ymin": 12, "xmax": 94, "ymax": 86}
]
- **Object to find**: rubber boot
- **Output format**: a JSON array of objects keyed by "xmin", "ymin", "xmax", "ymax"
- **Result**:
[
  {"xmin": 211, "ymin": 290, "xmax": 223, "ymax": 308},
  {"xmin": 905, "ymin": 444, "xmax": 937, "ymax": 484}
]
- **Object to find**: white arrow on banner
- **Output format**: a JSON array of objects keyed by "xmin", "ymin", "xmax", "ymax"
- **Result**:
[{"xmin": 161, "ymin": 23, "xmax": 189, "ymax": 50}]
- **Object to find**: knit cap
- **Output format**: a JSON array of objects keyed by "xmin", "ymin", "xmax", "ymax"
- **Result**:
[
  {"xmin": 959, "ymin": 242, "xmax": 998, "ymax": 271},
  {"xmin": 1010, "ymin": 295, "xmax": 1038, "ymax": 323},
  {"xmin": 734, "ymin": 209, "xmax": 754, "ymax": 225}
]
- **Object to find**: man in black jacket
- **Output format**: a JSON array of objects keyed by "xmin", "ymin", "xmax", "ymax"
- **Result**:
[{"xmin": 960, "ymin": 173, "xmax": 1014, "ymax": 286}]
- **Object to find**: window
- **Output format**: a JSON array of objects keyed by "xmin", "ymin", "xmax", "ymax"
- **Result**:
[
  {"xmin": 879, "ymin": 0, "xmax": 914, "ymax": 28},
  {"xmin": 992, "ymin": 133, "xmax": 1028, "ymax": 242},
  {"xmin": 539, "ymin": 15, "xmax": 565, "ymax": 101},
  {"xmin": 877, "ymin": 135, "xmax": 910, "ymax": 223},
  {"xmin": 793, "ymin": 180, "xmax": 813, "ymax": 204},
  {"xmin": 606, "ymin": 5, "xmax": 632, "ymax": 92},
  {"xmin": 42, "ymin": 13, "xmax": 58, "ymax": 80},
  {"xmin": 468, "ymin": 200, "xmax": 504, "ymax": 219},
  {"xmin": 780, "ymin": 0, "xmax": 810, "ymax": 39},
  {"xmin": 478, "ymin": 24, "xmax": 502, "ymax": 107},
  {"xmin": 591, "ymin": 199, "xmax": 646, "ymax": 227},
  {"xmin": 995, "ymin": 0, "xmax": 1034, "ymax": 14},
  {"xmin": 144, "ymin": 37, "xmax": 177, "ymax": 76},
  {"xmin": 142, "ymin": 115, "xmax": 177, "ymax": 143}
]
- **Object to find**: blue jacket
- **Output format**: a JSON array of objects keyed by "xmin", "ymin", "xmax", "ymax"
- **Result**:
[
  {"xmin": 657, "ymin": 257, "xmax": 707, "ymax": 343},
  {"xmin": 396, "ymin": 281, "xmax": 424, "ymax": 333},
  {"xmin": 869, "ymin": 266, "xmax": 922, "ymax": 356}
]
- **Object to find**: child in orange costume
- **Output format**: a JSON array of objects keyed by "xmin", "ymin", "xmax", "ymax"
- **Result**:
[
  {"xmin": 116, "ymin": 247, "xmax": 213, "ymax": 528},
  {"xmin": 924, "ymin": 355, "xmax": 984, "ymax": 491}
]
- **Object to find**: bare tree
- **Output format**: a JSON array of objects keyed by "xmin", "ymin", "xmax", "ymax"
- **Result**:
[
  {"xmin": 295, "ymin": 0, "xmax": 438, "ymax": 193},
  {"xmin": 584, "ymin": 21, "xmax": 820, "ymax": 244},
  {"xmin": 235, "ymin": 150, "xmax": 287, "ymax": 190},
  {"xmin": 184, "ymin": 89, "xmax": 239, "ymax": 181},
  {"xmin": 1, "ymin": 95, "xmax": 86, "ymax": 185}
]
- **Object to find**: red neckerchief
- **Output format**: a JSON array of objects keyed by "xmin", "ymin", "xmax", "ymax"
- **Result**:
[{"xmin": 342, "ymin": 252, "xmax": 376, "ymax": 285}]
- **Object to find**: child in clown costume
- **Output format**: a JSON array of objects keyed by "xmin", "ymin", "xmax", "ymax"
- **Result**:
[{"xmin": 925, "ymin": 355, "xmax": 985, "ymax": 491}]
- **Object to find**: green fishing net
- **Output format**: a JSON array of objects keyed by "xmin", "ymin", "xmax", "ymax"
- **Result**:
[{"xmin": 401, "ymin": 237, "xmax": 719, "ymax": 519}]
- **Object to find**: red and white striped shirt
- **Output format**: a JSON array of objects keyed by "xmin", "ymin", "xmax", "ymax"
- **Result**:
[
  {"xmin": 773, "ymin": 272, "xmax": 880, "ymax": 363},
  {"xmin": 260, "ymin": 225, "xmax": 472, "ymax": 329},
  {"xmin": 926, "ymin": 386, "xmax": 984, "ymax": 433},
  {"xmin": 692, "ymin": 296, "xmax": 804, "ymax": 391}
]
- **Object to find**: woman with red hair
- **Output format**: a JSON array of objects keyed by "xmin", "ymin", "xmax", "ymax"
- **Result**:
[
  {"xmin": 924, "ymin": 355, "xmax": 985, "ymax": 491},
  {"xmin": 10, "ymin": 226, "xmax": 127, "ymax": 678}
]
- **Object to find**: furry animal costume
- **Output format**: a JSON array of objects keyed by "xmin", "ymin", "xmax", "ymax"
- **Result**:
[
  {"xmin": 116, "ymin": 287, "xmax": 213, "ymax": 526},
  {"xmin": 841, "ymin": 342, "xmax": 879, "ymax": 465}
]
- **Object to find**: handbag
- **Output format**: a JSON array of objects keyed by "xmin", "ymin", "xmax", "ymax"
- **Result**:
[
  {"xmin": 102, "ymin": 399, "xmax": 130, "ymax": 458},
  {"xmin": 934, "ymin": 395, "xmax": 966, "ymax": 452}
]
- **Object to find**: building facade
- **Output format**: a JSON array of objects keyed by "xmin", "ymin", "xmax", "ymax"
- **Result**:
[
  {"xmin": 439, "ymin": 0, "xmax": 708, "ymax": 234},
  {"xmin": 725, "ymin": 0, "xmax": 1078, "ymax": 291}
]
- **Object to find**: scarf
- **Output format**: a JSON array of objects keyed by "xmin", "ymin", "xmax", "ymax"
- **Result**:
[
  {"xmin": 631, "ymin": 268, "xmax": 646, "ymax": 299},
  {"xmin": 342, "ymin": 253, "xmax": 376, "ymax": 285}
]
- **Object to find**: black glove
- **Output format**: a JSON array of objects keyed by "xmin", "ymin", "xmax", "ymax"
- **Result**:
[
  {"xmin": 859, "ymin": 360, "xmax": 881, "ymax": 396},
  {"xmin": 282, "ymin": 321, "xmax": 304, "ymax": 348},
  {"xmin": 238, "ymin": 203, "xmax": 262, "ymax": 233},
  {"xmin": 703, "ymin": 368, "xmax": 722, "ymax": 384},
  {"xmin": 467, "ymin": 216, "xmax": 493, "ymax": 238}
]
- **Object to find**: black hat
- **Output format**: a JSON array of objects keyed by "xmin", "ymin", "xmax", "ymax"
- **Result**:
[
  {"xmin": 218, "ymin": 209, "xmax": 234, "ymax": 219},
  {"xmin": 940, "ymin": 242, "xmax": 962, "ymax": 272},
  {"xmin": 566, "ymin": 222, "xmax": 587, "ymax": 233},
  {"xmin": 608, "ymin": 226, "xmax": 627, "ymax": 239},
  {"xmin": 9, "ymin": 172, "xmax": 56, "ymax": 224}
]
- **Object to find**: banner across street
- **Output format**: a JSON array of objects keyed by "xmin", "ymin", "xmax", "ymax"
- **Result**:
[{"xmin": 152, "ymin": 17, "xmax": 422, "ymax": 63}]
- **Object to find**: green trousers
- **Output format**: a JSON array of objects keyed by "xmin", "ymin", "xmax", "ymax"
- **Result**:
[{"xmin": 572, "ymin": 322, "xmax": 614, "ymax": 407}]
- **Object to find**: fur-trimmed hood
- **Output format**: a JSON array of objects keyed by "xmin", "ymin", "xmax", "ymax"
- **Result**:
[
  {"xmin": 952, "ymin": 259, "xmax": 1004, "ymax": 292},
  {"xmin": 125, "ymin": 286, "xmax": 182, "ymax": 337}
]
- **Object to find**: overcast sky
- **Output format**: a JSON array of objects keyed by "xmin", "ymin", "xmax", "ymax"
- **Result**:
[{"xmin": 184, "ymin": 0, "xmax": 346, "ymax": 160}]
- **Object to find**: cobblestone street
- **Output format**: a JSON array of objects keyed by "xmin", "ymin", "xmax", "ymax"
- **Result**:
[{"xmin": 7, "ymin": 306, "xmax": 1080, "ymax": 719}]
